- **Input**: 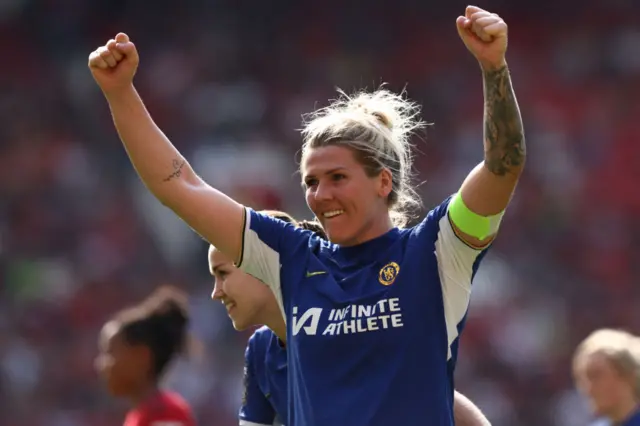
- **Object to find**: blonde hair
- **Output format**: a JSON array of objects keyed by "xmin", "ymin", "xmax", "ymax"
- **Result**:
[
  {"xmin": 300, "ymin": 88, "xmax": 426, "ymax": 227},
  {"xmin": 573, "ymin": 328, "xmax": 640, "ymax": 396}
]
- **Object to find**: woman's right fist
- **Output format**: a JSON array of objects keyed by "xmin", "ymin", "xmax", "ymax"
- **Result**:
[{"xmin": 88, "ymin": 33, "xmax": 139, "ymax": 95}]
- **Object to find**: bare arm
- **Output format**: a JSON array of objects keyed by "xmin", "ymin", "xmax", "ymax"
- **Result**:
[
  {"xmin": 451, "ymin": 9, "xmax": 526, "ymax": 247},
  {"xmin": 106, "ymin": 85, "xmax": 244, "ymax": 260},
  {"xmin": 455, "ymin": 63, "xmax": 525, "ymax": 247},
  {"xmin": 454, "ymin": 390, "xmax": 491, "ymax": 426}
]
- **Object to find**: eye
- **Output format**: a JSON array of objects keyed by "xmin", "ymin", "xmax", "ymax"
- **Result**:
[
  {"xmin": 331, "ymin": 173, "xmax": 346, "ymax": 182},
  {"xmin": 213, "ymin": 269, "xmax": 228, "ymax": 280},
  {"xmin": 304, "ymin": 178, "xmax": 318, "ymax": 188}
]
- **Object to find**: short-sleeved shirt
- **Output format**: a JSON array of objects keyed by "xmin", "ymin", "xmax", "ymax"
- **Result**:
[
  {"xmin": 124, "ymin": 390, "xmax": 195, "ymax": 426},
  {"xmin": 591, "ymin": 409, "xmax": 640, "ymax": 426},
  {"xmin": 238, "ymin": 196, "xmax": 489, "ymax": 426},
  {"xmin": 239, "ymin": 326, "xmax": 287, "ymax": 426}
]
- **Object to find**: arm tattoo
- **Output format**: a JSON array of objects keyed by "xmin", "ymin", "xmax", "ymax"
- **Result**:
[
  {"xmin": 482, "ymin": 65, "xmax": 526, "ymax": 176},
  {"xmin": 163, "ymin": 159, "xmax": 186, "ymax": 182}
]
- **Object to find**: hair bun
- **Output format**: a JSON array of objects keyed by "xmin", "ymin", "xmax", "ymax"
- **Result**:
[
  {"xmin": 146, "ymin": 286, "xmax": 189, "ymax": 327},
  {"xmin": 159, "ymin": 299, "xmax": 189, "ymax": 326},
  {"xmin": 370, "ymin": 111, "xmax": 392, "ymax": 130},
  {"xmin": 300, "ymin": 87, "xmax": 426, "ymax": 228}
]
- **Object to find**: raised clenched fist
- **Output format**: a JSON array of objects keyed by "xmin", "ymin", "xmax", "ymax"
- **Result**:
[
  {"xmin": 456, "ymin": 6, "xmax": 508, "ymax": 71},
  {"xmin": 88, "ymin": 33, "xmax": 140, "ymax": 96}
]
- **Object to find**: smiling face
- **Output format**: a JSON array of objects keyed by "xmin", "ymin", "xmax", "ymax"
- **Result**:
[
  {"xmin": 302, "ymin": 145, "xmax": 393, "ymax": 246},
  {"xmin": 208, "ymin": 246, "xmax": 276, "ymax": 331},
  {"xmin": 95, "ymin": 321, "xmax": 150, "ymax": 397}
]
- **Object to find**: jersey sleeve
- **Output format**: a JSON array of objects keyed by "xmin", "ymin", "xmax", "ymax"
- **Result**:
[
  {"xmin": 124, "ymin": 392, "xmax": 195, "ymax": 426},
  {"xmin": 412, "ymin": 195, "xmax": 491, "ymax": 361},
  {"xmin": 239, "ymin": 334, "xmax": 277, "ymax": 426},
  {"xmin": 237, "ymin": 208, "xmax": 313, "ymax": 315}
]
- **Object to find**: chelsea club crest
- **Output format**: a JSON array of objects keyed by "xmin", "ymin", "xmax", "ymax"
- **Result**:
[{"xmin": 379, "ymin": 262, "xmax": 400, "ymax": 286}]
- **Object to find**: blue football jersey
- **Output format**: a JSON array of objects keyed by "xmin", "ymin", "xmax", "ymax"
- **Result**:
[
  {"xmin": 592, "ymin": 410, "xmax": 640, "ymax": 426},
  {"xmin": 240, "ymin": 326, "xmax": 288, "ymax": 426},
  {"xmin": 625, "ymin": 411, "xmax": 640, "ymax": 426},
  {"xmin": 238, "ymin": 196, "xmax": 489, "ymax": 426}
]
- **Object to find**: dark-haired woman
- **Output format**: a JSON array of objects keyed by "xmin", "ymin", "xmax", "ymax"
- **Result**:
[{"xmin": 95, "ymin": 286, "xmax": 196, "ymax": 426}]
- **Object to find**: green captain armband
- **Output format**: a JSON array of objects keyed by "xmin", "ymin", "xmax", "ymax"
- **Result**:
[{"xmin": 448, "ymin": 192, "xmax": 505, "ymax": 240}]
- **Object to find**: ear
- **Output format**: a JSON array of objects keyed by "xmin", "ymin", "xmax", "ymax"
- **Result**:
[
  {"xmin": 377, "ymin": 168, "xmax": 393, "ymax": 199},
  {"xmin": 129, "ymin": 344, "xmax": 153, "ymax": 371}
]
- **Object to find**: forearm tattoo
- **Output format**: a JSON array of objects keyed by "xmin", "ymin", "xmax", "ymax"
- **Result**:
[
  {"xmin": 163, "ymin": 159, "xmax": 186, "ymax": 182},
  {"xmin": 482, "ymin": 66, "xmax": 526, "ymax": 176}
]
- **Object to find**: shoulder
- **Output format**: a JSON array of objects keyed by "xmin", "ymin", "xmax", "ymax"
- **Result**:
[
  {"xmin": 248, "ymin": 326, "xmax": 274, "ymax": 352},
  {"xmin": 408, "ymin": 195, "xmax": 454, "ymax": 239},
  {"xmin": 246, "ymin": 326, "xmax": 279, "ymax": 367},
  {"xmin": 252, "ymin": 325, "xmax": 274, "ymax": 338},
  {"xmin": 241, "ymin": 208, "xmax": 323, "ymax": 263},
  {"xmin": 157, "ymin": 390, "xmax": 192, "ymax": 411},
  {"xmin": 141, "ymin": 391, "xmax": 194, "ymax": 425},
  {"xmin": 625, "ymin": 410, "xmax": 640, "ymax": 426}
]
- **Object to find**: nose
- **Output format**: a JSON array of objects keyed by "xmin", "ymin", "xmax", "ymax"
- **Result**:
[
  {"xmin": 314, "ymin": 180, "xmax": 333, "ymax": 202},
  {"xmin": 211, "ymin": 281, "xmax": 224, "ymax": 301}
]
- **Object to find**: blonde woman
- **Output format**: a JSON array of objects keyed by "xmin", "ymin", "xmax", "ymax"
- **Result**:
[
  {"xmin": 88, "ymin": 5, "xmax": 523, "ymax": 425},
  {"xmin": 208, "ymin": 210, "xmax": 491, "ymax": 426},
  {"xmin": 574, "ymin": 329, "xmax": 640, "ymax": 426}
]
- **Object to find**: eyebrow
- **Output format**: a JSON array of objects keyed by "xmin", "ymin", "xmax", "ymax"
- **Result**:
[{"xmin": 303, "ymin": 167, "xmax": 347, "ymax": 180}]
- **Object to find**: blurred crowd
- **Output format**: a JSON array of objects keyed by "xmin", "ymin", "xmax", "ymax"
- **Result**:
[{"xmin": 2, "ymin": 0, "xmax": 640, "ymax": 425}]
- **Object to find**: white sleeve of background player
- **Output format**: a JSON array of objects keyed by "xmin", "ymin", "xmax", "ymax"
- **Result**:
[
  {"xmin": 239, "ymin": 209, "xmax": 283, "ymax": 315},
  {"xmin": 434, "ymin": 211, "xmax": 485, "ymax": 361},
  {"xmin": 237, "ymin": 208, "xmax": 311, "ymax": 322}
]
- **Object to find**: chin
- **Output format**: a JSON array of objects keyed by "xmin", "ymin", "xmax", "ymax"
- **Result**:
[
  {"xmin": 231, "ymin": 321, "xmax": 245, "ymax": 331},
  {"xmin": 324, "ymin": 225, "xmax": 348, "ymax": 243},
  {"xmin": 590, "ymin": 401, "xmax": 607, "ymax": 417},
  {"xmin": 231, "ymin": 318, "xmax": 251, "ymax": 331}
]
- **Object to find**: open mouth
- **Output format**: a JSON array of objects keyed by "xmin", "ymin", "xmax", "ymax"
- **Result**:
[
  {"xmin": 224, "ymin": 301, "xmax": 236, "ymax": 314},
  {"xmin": 322, "ymin": 209, "xmax": 344, "ymax": 219}
]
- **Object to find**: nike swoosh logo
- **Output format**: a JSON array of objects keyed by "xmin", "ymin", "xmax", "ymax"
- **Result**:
[{"xmin": 306, "ymin": 271, "xmax": 327, "ymax": 278}]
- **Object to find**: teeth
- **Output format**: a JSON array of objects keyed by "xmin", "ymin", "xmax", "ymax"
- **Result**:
[{"xmin": 323, "ymin": 210, "xmax": 344, "ymax": 218}]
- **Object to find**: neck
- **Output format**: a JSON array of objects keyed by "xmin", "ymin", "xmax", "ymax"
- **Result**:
[
  {"xmin": 609, "ymin": 397, "xmax": 639, "ymax": 424},
  {"xmin": 129, "ymin": 383, "xmax": 159, "ymax": 408},
  {"xmin": 343, "ymin": 214, "xmax": 394, "ymax": 247},
  {"xmin": 262, "ymin": 309, "xmax": 287, "ymax": 344}
]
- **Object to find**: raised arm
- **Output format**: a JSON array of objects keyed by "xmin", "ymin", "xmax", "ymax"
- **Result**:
[
  {"xmin": 88, "ymin": 33, "xmax": 244, "ymax": 261},
  {"xmin": 453, "ymin": 391, "xmax": 491, "ymax": 426},
  {"xmin": 451, "ymin": 6, "xmax": 526, "ymax": 247}
]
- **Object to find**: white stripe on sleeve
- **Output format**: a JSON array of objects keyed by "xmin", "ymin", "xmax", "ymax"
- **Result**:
[
  {"xmin": 435, "ymin": 215, "xmax": 484, "ymax": 360},
  {"xmin": 240, "ymin": 209, "xmax": 286, "ymax": 321}
]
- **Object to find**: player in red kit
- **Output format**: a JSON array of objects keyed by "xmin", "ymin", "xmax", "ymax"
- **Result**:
[{"xmin": 95, "ymin": 286, "xmax": 196, "ymax": 426}]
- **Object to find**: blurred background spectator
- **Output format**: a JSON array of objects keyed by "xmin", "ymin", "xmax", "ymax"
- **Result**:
[{"xmin": 2, "ymin": 0, "xmax": 639, "ymax": 425}]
